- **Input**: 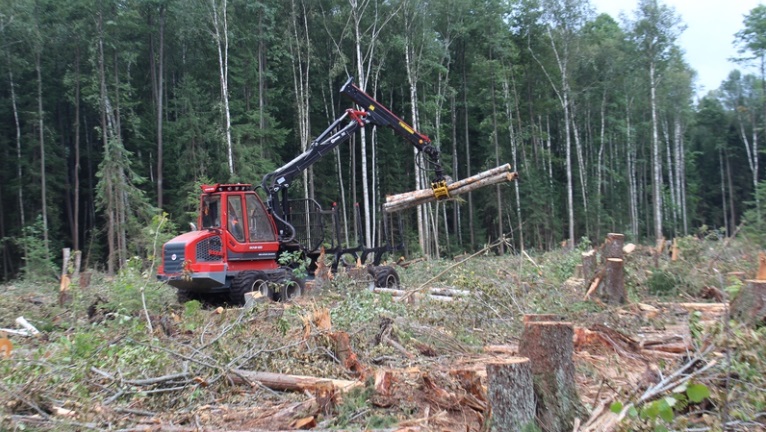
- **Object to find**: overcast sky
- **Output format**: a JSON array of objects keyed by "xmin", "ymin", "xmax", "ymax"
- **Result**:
[{"xmin": 589, "ymin": 0, "xmax": 763, "ymax": 99}]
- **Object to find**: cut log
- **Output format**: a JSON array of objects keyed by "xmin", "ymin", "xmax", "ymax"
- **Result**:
[
  {"xmin": 383, "ymin": 165, "xmax": 518, "ymax": 213},
  {"xmin": 581, "ymin": 249, "xmax": 597, "ymax": 283},
  {"xmin": 583, "ymin": 269, "xmax": 604, "ymax": 301},
  {"xmin": 758, "ymin": 252, "xmax": 766, "ymax": 280},
  {"xmin": 486, "ymin": 357, "xmax": 535, "ymax": 432},
  {"xmin": 671, "ymin": 238, "xmax": 679, "ymax": 261},
  {"xmin": 731, "ymin": 280, "xmax": 766, "ymax": 326},
  {"xmin": 519, "ymin": 321, "xmax": 585, "ymax": 432},
  {"xmin": 602, "ymin": 233, "xmax": 624, "ymax": 262},
  {"xmin": 59, "ymin": 248, "xmax": 71, "ymax": 306},
  {"xmin": 229, "ymin": 370, "xmax": 362, "ymax": 393},
  {"xmin": 601, "ymin": 258, "xmax": 626, "ymax": 305},
  {"xmin": 15, "ymin": 317, "xmax": 40, "ymax": 337}
]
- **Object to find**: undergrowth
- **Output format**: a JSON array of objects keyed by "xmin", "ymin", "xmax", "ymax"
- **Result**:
[{"xmin": 0, "ymin": 237, "xmax": 764, "ymax": 430}]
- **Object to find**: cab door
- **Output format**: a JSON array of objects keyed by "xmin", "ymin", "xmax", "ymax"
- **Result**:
[{"xmin": 224, "ymin": 192, "xmax": 280, "ymax": 264}]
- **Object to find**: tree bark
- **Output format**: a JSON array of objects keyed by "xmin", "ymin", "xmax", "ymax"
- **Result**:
[
  {"xmin": 581, "ymin": 249, "xmax": 597, "ymax": 282},
  {"xmin": 156, "ymin": 5, "xmax": 165, "ymax": 209},
  {"xmin": 229, "ymin": 370, "xmax": 362, "ymax": 393},
  {"xmin": 650, "ymin": 60, "xmax": 663, "ymax": 242},
  {"xmin": 519, "ymin": 321, "xmax": 584, "ymax": 432},
  {"xmin": 486, "ymin": 357, "xmax": 536, "ymax": 432},
  {"xmin": 602, "ymin": 258, "xmax": 626, "ymax": 305},
  {"xmin": 602, "ymin": 233, "xmax": 625, "ymax": 262},
  {"xmin": 36, "ymin": 50, "xmax": 50, "ymax": 262},
  {"xmin": 211, "ymin": 0, "xmax": 233, "ymax": 176},
  {"xmin": 731, "ymin": 280, "xmax": 766, "ymax": 326}
]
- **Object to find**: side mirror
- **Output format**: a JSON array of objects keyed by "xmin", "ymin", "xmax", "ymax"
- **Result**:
[{"xmin": 189, "ymin": 222, "xmax": 198, "ymax": 231}]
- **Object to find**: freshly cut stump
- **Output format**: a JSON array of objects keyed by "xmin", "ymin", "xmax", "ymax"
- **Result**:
[
  {"xmin": 519, "ymin": 321, "xmax": 585, "ymax": 432},
  {"xmin": 486, "ymin": 357, "xmax": 535, "ymax": 432},
  {"xmin": 523, "ymin": 314, "xmax": 563, "ymax": 324},
  {"xmin": 731, "ymin": 280, "xmax": 766, "ymax": 326},
  {"xmin": 601, "ymin": 258, "xmax": 626, "ymax": 305},
  {"xmin": 581, "ymin": 249, "xmax": 597, "ymax": 282},
  {"xmin": 602, "ymin": 233, "xmax": 625, "ymax": 262}
]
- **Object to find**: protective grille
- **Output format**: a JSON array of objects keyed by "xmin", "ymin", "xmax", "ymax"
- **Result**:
[
  {"xmin": 287, "ymin": 199, "xmax": 325, "ymax": 252},
  {"xmin": 163, "ymin": 242, "xmax": 186, "ymax": 274},
  {"xmin": 196, "ymin": 236, "xmax": 223, "ymax": 262}
]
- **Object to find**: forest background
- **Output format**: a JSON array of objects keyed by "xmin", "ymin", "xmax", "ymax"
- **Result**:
[{"xmin": 2, "ymin": 0, "xmax": 766, "ymax": 280}]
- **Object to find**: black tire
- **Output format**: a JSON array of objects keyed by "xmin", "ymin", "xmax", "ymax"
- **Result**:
[
  {"xmin": 372, "ymin": 266, "xmax": 400, "ymax": 289},
  {"xmin": 278, "ymin": 276, "xmax": 305, "ymax": 302},
  {"xmin": 176, "ymin": 289, "xmax": 200, "ymax": 304},
  {"xmin": 230, "ymin": 271, "xmax": 272, "ymax": 305}
]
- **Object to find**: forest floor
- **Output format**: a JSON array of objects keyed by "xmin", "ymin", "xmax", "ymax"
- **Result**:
[{"xmin": 1, "ymin": 235, "xmax": 765, "ymax": 431}]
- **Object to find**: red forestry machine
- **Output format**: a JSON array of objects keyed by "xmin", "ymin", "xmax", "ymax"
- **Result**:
[{"xmin": 157, "ymin": 77, "xmax": 449, "ymax": 304}]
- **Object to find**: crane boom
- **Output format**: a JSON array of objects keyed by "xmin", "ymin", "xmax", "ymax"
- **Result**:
[{"xmin": 262, "ymin": 77, "xmax": 448, "ymax": 242}]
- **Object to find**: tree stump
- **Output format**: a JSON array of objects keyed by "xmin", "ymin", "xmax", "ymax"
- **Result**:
[
  {"xmin": 731, "ymin": 280, "xmax": 766, "ymax": 326},
  {"xmin": 601, "ymin": 258, "xmax": 626, "ymax": 305},
  {"xmin": 581, "ymin": 249, "xmax": 597, "ymax": 282},
  {"xmin": 602, "ymin": 233, "xmax": 624, "ymax": 263},
  {"xmin": 523, "ymin": 314, "xmax": 563, "ymax": 324},
  {"xmin": 519, "ymin": 321, "xmax": 585, "ymax": 432},
  {"xmin": 486, "ymin": 357, "xmax": 536, "ymax": 432}
]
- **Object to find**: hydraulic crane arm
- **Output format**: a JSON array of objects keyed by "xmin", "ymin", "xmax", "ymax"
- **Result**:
[
  {"xmin": 340, "ymin": 78, "xmax": 446, "ymax": 183},
  {"xmin": 261, "ymin": 77, "xmax": 448, "ymax": 242}
]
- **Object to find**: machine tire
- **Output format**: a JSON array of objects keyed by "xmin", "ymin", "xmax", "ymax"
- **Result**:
[
  {"xmin": 278, "ymin": 276, "xmax": 305, "ymax": 302},
  {"xmin": 230, "ymin": 271, "xmax": 272, "ymax": 305},
  {"xmin": 372, "ymin": 266, "xmax": 400, "ymax": 289},
  {"xmin": 176, "ymin": 289, "xmax": 200, "ymax": 304}
]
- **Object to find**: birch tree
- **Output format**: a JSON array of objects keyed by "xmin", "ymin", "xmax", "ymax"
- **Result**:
[
  {"xmin": 209, "ymin": 0, "xmax": 234, "ymax": 177},
  {"xmin": 629, "ymin": 0, "xmax": 684, "ymax": 241},
  {"xmin": 530, "ymin": 0, "xmax": 592, "ymax": 249}
]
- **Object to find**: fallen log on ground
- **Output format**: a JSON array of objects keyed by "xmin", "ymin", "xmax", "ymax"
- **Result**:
[
  {"xmin": 229, "ymin": 370, "xmax": 362, "ymax": 393},
  {"xmin": 383, "ymin": 164, "xmax": 518, "ymax": 213}
]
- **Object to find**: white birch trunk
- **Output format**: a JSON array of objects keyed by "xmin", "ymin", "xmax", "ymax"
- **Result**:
[
  {"xmin": 503, "ymin": 78, "xmax": 523, "ymax": 251},
  {"xmin": 597, "ymin": 91, "xmax": 606, "ymax": 240},
  {"xmin": 4, "ymin": 37, "xmax": 25, "ymax": 229},
  {"xmin": 211, "ymin": 0, "xmax": 234, "ymax": 176},
  {"xmin": 650, "ymin": 60, "xmax": 663, "ymax": 241},
  {"xmin": 289, "ymin": 0, "xmax": 311, "ymax": 201}
]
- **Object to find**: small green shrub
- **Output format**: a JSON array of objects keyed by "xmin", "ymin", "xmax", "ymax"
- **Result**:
[{"xmin": 647, "ymin": 270, "xmax": 678, "ymax": 296}]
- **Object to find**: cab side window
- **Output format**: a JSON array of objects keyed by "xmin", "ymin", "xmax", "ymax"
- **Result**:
[
  {"xmin": 246, "ymin": 195, "xmax": 276, "ymax": 242},
  {"xmin": 201, "ymin": 196, "xmax": 220, "ymax": 228},
  {"xmin": 227, "ymin": 196, "xmax": 245, "ymax": 242}
]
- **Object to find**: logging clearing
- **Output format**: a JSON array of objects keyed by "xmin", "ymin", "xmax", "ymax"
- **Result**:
[{"xmin": 1, "ymin": 235, "xmax": 765, "ymax": 431}]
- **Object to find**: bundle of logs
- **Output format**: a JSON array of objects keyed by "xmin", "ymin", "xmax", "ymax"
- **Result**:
[{"xmin": 383, "ymin": 163, "xmax": 518, "ymax": 213}]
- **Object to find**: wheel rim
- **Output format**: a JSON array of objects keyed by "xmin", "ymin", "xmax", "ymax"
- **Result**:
[
  {"xmin": 251, "ymin": 279, "xmax": 270, "ymax": 300},
  {"xmin": 381, "ymin": 273, "xmax": 398, "ymax": 288},
  {"xmin": 281, "ymin": 280, "xmax": 302, "ymax": 301}
]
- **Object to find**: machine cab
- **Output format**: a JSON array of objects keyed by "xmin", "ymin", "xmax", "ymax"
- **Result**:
[{"xmin": 199, "ymin": 184, "xmax": 280, "ymax": 261}]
